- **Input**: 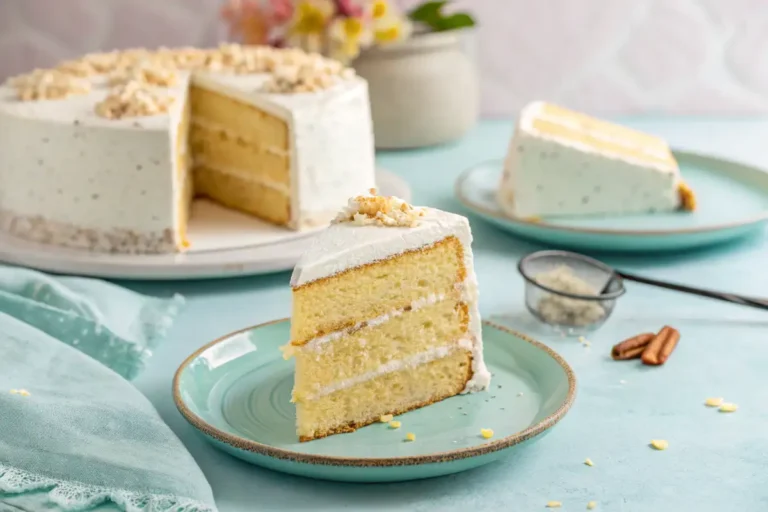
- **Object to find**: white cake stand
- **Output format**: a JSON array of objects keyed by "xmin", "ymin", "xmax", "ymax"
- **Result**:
[{"xmin": 0, "ymin": 170, "xmax": 410, "ymax": 280}]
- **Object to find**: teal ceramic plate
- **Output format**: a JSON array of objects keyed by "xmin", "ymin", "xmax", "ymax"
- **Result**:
[
  {"xmin": 173, "ymin": 319, "xmax": 576, "ymax": 483},
  {"xmin": 455, "ymin": 151, "xmax": 768, "ymax": 252}
]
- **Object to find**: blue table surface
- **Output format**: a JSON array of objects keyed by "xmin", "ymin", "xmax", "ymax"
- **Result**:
[{"xmin": 131, "ymin": 119, "xmax": 768, "ymax": 511}]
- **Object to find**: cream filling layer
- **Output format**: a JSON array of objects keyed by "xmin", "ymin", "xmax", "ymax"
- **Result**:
[
  {"xmin": 301, "ymin": 292, "xmax": 447, "ymax": 351},
  {"xmin": 191, "ymin": 118, "xmax": 290, "ymax": 157},
  {"xmin": 303, "ymin": 338, "xmax": 474, "ymax": 401},
  {"xmin": 193, "ymin": 158, "xmax": 291, "ymax": 195}
]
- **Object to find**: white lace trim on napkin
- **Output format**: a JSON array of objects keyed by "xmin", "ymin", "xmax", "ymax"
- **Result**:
[{"xmin": 0, "ymin": 464, "xmax": 214, "ymax": 512}]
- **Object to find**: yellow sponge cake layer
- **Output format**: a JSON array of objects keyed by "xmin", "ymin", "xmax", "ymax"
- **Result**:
[
  {"xmin": 540, "ymin": 102, "xmax": 670, "ymax": 150},
  {"xmin": 190, "ymin": 124, "xmax": 289, "ymax": 187},
  {"xmin": 530, "ymin": 117, "xmax": 675, "ymax": 168},
  {"xmin": 296, "ymin": 349, "xmax": 472, "ymax": 441},
  {"xmin": 190, "ymin": 85, "xmax": 288, "ymax": 151},
  {"xmin": 293, "ymin": 297, "xmax": 469, "ymax": 400},
  {"xmin": 291, "ymin": 236, "xmax": 466, "ymax": 345},
  {"xmin": 194, "ymin": 165, "xmax": 290, "ymax": 225}
]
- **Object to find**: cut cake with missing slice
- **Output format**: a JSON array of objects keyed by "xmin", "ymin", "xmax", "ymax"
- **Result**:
[
  {"xmin": 284, "ymin": 191, "xmax": 491, "ymax": 442},
  {"xmin": 497, "ymin": 101, "xmax": 696, "ymax": 219}
]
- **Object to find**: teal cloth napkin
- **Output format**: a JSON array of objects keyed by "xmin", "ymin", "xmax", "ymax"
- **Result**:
[
  {"xmin": 0, "ymin": 265, "xmax": 183, "ymax": 380},
  {"xmin": 0, "ymin": 312, "xmax": 216, "ymax": 511}
]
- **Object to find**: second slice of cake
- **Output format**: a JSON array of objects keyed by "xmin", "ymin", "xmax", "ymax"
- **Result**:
[
  {"xmin": 497, "ymin": 101, "xmax": 696, "ymax": 219},
  {"xmin": 285, "ymin": 191, "xmax": 490, "ymax": 442}
]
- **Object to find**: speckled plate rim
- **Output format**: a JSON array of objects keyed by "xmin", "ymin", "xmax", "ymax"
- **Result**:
[
  {"xmin": 172, "ymin": 318, "xmax": 577, "ymax": 467},
  {"xmin": 455, "ymin": 150, "xmax": 768, "ymax": 237}
]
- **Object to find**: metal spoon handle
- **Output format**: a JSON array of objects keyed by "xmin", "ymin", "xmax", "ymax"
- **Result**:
[{"xmin": 615, "ymin": 271, "xmax": 768, "ymax": 311}]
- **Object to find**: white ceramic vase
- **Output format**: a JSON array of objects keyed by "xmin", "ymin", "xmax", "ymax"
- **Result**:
[{"xmin": 353, "ymin": 30, "xmax": 479, "ymax": 149}]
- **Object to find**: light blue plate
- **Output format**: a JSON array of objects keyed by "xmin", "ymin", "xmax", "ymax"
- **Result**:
[
  {"xmin": 455, "ymin": 151, "xmax": 768, "ymax": 252},
  {"xmin": 173, "ymin": 319, "xmax": 576, "ymax": 483}
]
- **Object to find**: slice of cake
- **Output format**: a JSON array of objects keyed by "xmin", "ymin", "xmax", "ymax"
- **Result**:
[
  {"xmin": 497, "ymin": 101, "xmax": 696, "ymax": 219},
  {"xmin": 284, "ymin": 191, "xmax": 490, "ymax": 442}
]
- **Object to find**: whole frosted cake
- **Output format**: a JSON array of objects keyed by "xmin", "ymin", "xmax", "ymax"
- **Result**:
[
  {"xmin": 497, "ymin": 101, "xmax": 696, "ymax": 219},
  {"xmin": 0, "ymin": 45, "xmax": 376, "ymax": 253},
  {"xmin": 283, "ymin": 191, "xmax": 490, "ymax": 442}
]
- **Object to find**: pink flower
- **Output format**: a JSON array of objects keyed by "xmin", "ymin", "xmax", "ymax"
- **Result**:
[
  {"xmin": 269, "ymin": 0, "xmax": 294, "ymax": 23},
  {"xmin": 336, "ymin": 0, "xmax": 364, "ymax": 17}
]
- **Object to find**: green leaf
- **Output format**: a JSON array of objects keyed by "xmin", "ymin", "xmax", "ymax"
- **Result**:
[
  {"xmin": 408, "ymin": 2, "xmax": 476, "ymax": 32},
  {"xmin": 409, "ymin": 1, "xmax": 447, "ymax": 23},
  {"xmin": 433, "ymin": 13, "xmax": 475, "ymax": 31}
]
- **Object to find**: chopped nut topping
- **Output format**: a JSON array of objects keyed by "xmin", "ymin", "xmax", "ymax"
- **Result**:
[
  {"xmin": 719, "ymin": 403, "xmax": 738, "ymax": 413},
  {"xmin": 584, "ymin": 458, "xmax": 594, "ymax": 467},
  {"xmin": 11, "ymin": 69, "xmax": 91, "ymax": 101},
  {"xmin": 704, "ymin": 397, "xmax": 724, "ymax": 407},
  {"xmin": 110, "ymin": 61, "xmax": 178, "ymax": 87},
  {"xmin": 279, "ymin": 343, "xmax": 296, "ymax": 360},
  {"xmin": 333, "ymin": 190, "xmax": 425, "ymax": 227},
  {"xmin": 480, "ymin": 428, "xmax": 494, "ymax": 439},
  {"xmin": 95, "ymin": 81, "xmax": 174, "ymax": 119},
  {"xmin": 405, "ymin": 432, "xmax": 416, "ymax": 442},
  {"xmin": 379, "ymin": 414, "xmax": 393, "ymax": 423},
  {"xmin": 388, "ymin": 420, "xmax": 401, "ymax": 429},
  {"xmin": 650, "ymin": 439, "xmax": 668, "ymax": 450}
]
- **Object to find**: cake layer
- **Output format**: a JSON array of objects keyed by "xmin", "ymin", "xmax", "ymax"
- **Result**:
[
  {"xmin": 293, "ymin": 296, "xmax": 469, "ymax": 400},
  {"xmin": 194, "ymin": 164, "xmax": 290, "ymax": 225},
  {"xmin": 539, "ymin": 102, "xmax": 670, "ymax": 151},
  {"xmin": 190, "ymin": 85, "xmax": 288, "ymax": 151},
  {"xmin": 190, "ymin": 123, "xmax": 289, "ymax": 187},
  {"xmin": 529, "ymin": 118, "xmax": 674, "ymax": 168},
  {"xmin": 296, "ymin": 348, "xmax": 472, "ymax": 441},
  {"xmin": 291, "ymin": 235, "xmax": 465, "ymax": 345}
]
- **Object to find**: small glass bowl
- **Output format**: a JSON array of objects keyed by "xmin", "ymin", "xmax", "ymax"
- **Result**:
[{"xmin": 517, "ymin": 250, "xmax": 626, "ymax": 335}]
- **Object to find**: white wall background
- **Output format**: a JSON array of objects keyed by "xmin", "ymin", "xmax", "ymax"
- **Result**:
[{"xmin": 1, "ymin": 0, "xmax": 767, "ymax": 115}]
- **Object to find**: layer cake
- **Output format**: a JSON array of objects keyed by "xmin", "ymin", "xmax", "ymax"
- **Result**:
[{"xmin": 0, "ymin": 45, "xmax": 376, "ymax": 253}]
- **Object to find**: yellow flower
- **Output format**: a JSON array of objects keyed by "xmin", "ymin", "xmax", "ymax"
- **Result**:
[
  {"xmin": 373, "ymin": 15, "xmax": 412, "ymax": 45},
  {"xmin": 287, "ymin": 0, "xmax": 335, "ymax": 53},
  {"xmin": 329, "ymin": 16, "xmax": 373, "ymax": 63},
  {"xmin": 371, "ymin": 0, "xmax": 389, "ymax": 19}
]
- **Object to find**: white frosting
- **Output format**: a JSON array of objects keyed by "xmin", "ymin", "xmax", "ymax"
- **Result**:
[
  {"xmin": 303, "ymin": 293, "xmax": 446, "ymax": 351},
  {"xmin": 305, "ymin": 339, "xmax": 473, "ymax": 400},
  {"xmin": 498, "ymin": 101, "xmax": 683, "ymax": 219},
  {"xmin": 0, "ymin": 61, "xmax": 376, "ymax": 252},
  {"xmin": 291, "ymin": 205, "xmax": 491, "ymax": 393}
]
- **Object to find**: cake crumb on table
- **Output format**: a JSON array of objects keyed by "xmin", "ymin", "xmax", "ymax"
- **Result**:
[
  {"xmin": 650, "ymin": 439, "xmax": 669, "ymax": 450},
  {"xmin": 719, "ymin": 403, "xmax": 738, "ymax": 413},
  {"xmin": 584, "ymin": 457, "xmax": 594, "ymax": 467},
  {"xmin": 9, "ymin": 389, "xmax": 18, "ymax": 394},
  {"xmin": 704, "ymin": 397, "xmax": 724, "ymax": 407},
  {"xmin": 18, "ymin": 389, "xmax": 30, "ymax": 397},
  {"xmin": 587, "ymin": 500, "xmax": 598, "ymax": 510},
  {"xmin": 546, "ymin": 501, "xmax": 562, "ymax": 508},
  {"xmin": 405, "ymin": 432, "xmax": 416, "ymax": 442}
]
